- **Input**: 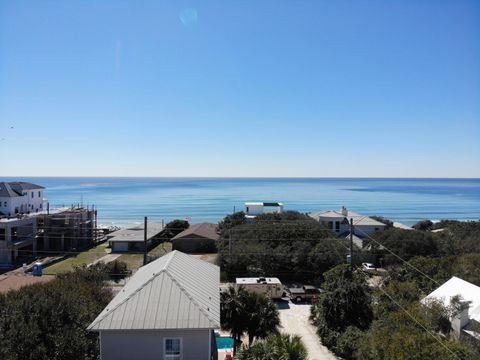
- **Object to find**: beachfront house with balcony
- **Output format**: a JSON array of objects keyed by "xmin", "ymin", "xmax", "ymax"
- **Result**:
[
  {"xmin": 308, "ymin": 207, "xmax": 386, "ymax": 237},
  {"xmin": 0, "ymin": 181, "xmax": 98, "ymax": 267},
  {"xmin": 245, "ymin": 202, "xmax": 284, "ymax": 220},
  {"xmin": 88, "ymin": 250, "xmax": 220, "ymax": 360},
  {"xmin": 0, "ymin": 182, "xmax": 46, "ymax": 217}
]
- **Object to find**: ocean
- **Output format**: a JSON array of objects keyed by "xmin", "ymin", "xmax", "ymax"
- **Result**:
[{"xmin": 2, "ymin": 177, "xmax": 479, "ymax": 227}]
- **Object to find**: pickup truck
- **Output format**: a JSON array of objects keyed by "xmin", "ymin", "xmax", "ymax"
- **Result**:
[{"xmin": 288, "ymin": 285, "xmax": 322, "ymax": 303}]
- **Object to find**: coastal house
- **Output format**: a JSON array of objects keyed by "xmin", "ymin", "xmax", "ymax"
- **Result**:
[
  {"xmin": 107, "ymin": 222, "xmax": 164, "ymax": 252},
  {"xmin": 423, "ymin": 276, "xmax": 480, "ymax": 341},
  {"xmin": 308, "ymin": 207, "xmax": 386, "ymax": 237},
  {"xmin": 0, "ymin": 182, "xmax": 45, "ymax": 217},
  {"xmin": 1, "ymin": 205, "xmax": 97, "ymax": 267},
  {"xmin": 172, "ymin": 222, "xmax": 219, "ymax": 253},
  {"xmin": 88, "ymin": 250, "xmax": 220, "ymax": 360},
  {"xmin": 245, "ymin": 202, "xmax": 284, "ymax": 220},
  {"xmin": 0, "ymin": 216, "xmax": 37, "ymax": 267},
  {"xmin": 0, "ymin": 181, "xmax": 97, "ymax": 267}
]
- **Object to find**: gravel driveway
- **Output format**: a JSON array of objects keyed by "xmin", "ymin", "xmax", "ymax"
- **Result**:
[{"xmin": 278, "ymin": 301, "xmax": 337, "ymax": 360}]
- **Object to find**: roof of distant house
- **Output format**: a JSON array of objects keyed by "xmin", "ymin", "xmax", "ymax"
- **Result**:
[
  {"xmin": 393, "ymin": 221, "xmax": 413, "ymax": 230},
  {"xmin": 423, "ymin": 276, "xmax": 480, "ymax": 322},
  {"xmin": 107, "ymin": 222, "xmax": 164, "ymax": 243},
  {"xmin": 172, "ymin": 222, "xmax": 220, "ymax": 241},
  {"xmin": 245, "ymin": 202, "xmax": 283, "ymax": 206},
  {"xmin": 0, "ymin": 182, "xmax": 45, "ymax": 197},
  {"xmin": 88, "ymin": 250, "xmax": 220, "ymax": 331},
  {"xmin": 236, "ymin": 277, "xmax": 282, "ymax": 285},
  {"xmin": 309, "ymin": 209, "xmax": 386, "ymax": 227},
  {"xmin": 0, "ymin": 183, "xmax": 19, "ymax": 197}
]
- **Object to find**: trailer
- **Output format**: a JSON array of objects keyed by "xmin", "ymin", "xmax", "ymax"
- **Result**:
[{"xmin": 235, "ymin": 277, "xmax": 285, "ymax": 299}]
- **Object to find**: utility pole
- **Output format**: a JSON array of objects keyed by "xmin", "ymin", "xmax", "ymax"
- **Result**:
[
  {"xmin": 229, "ymin": 229, "xmax": 232, "ymax": 258},
  {"xmin": 349, "ymin": 218, "xmax": 354, "ymax": 269},
  {"xmin": 94, "ymin": 206, "xmax": 97, "ymax": 242},
  {"xmin": 143, "ymin": 216, "xmax": 148, "ymax": 266}
]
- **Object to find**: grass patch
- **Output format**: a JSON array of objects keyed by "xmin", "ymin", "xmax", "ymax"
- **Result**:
[
  {"xmin": 117, "ymin": 254, "xmax": 143, "ymax": 271},
  {"xmin": 44, "ymin": 241, "xmax": 173, "ymax": 276},
  {"xmin": 118, "ymin": 242, "xmax": 173, "ymax": 272},
  {"xmin": 44, "ymin": 242, "xmax": 109, "ymax": 275}
]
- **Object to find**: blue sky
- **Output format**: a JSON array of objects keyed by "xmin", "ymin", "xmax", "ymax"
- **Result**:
[{"xmin": 1, "ymin": 0, "xmax": 479, "ymax": 177}]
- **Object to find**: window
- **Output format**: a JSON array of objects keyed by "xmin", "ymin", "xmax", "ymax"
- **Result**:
[
  {"xmin": 4, "ymin": 202, "xmax": 6, "ymax": 207},
  {"xmin": 31, "ymin": 192, "xmax": 34, "ymax": 198},
  {"xmin": 38, "ymin": 191, "xmax": 41, "ymax": 197},
  {"xmin": 335, "ymin": 221, "xmax": 340, "ymax": 231},
  {"xmin": 164, "ymin": 337, "xmax": 182, "ymax": 360}
]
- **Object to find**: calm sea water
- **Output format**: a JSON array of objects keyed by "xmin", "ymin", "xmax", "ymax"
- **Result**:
[{"xmin": 2, "ymin": 177, "xmax": 479, "ymax": 227}]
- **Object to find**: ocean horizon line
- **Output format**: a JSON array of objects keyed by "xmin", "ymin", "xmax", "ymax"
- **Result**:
[{"xmin": 2, "ymin": 176, "xmax": 480, "ymax": 180}]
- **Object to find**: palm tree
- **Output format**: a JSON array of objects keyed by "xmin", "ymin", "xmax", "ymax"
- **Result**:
[
  {"xmin": 221, "ymin": 286, "xmax": 280, "ymax": 348},
  {"xmin": 270, "ymin": 334, "xmax": 308, "ymax": 360},
  {"xmin": 220, "ymin": 286, "xmax": 248, "ymax": 349},
  {"xmin": 235, "ymin": 333, "xmax": 308, "ymax": 360},
  {"xmin": 244, "ymin": 292, "xmax": 280, "ymax": 345}
]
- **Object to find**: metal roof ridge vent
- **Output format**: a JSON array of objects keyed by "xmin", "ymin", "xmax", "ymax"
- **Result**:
[{"xmin": 163, "ymin": 250, "xmax": 178, "ymax": 270}]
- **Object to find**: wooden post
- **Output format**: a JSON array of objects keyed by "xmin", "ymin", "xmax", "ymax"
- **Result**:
[
  {"xmin": 229, "ymin": 229, "xmax": 232, "ymax": 258},
  {"xmin": 143, "ymin": 216, "xmax": 148, "ymax": 266},
  {"xmin": 350, "ymin": 218, "xmax": 354, "ymax": 268}
]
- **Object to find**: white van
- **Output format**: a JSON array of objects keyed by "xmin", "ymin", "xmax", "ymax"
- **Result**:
[{"xmin": 236, "ymin": 277, "xmax": 285, "ymax": 299}]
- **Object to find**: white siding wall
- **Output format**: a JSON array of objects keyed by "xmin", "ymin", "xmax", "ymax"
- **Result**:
[
  {"xmin": 100, "ymin": 329, "xmax": 212, "ymax": 360},
  {"xmin": 0, "ymin": 190, "xmax": 44, "ymax": 216},
  {"xmin": 0, "ymin": 198, "xmax": 11, "ymax": 216},
  {"xmin": 245, "ymin": 204, "xmax": 264, "ymax": 216}
]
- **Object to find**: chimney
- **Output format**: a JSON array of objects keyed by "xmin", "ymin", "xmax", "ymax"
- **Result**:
[
  {"xmin": 451, "ymin": 299, "xmax": 470, "ymax": 339},
  {"xmin": 341, "ymin": 206, "xmax": 348, "ymax": 216}
]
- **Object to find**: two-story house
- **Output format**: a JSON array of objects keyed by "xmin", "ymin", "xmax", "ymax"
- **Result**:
[{"xmin": 0, "ymin": 182, "xmax": 46, "ymax": 217}]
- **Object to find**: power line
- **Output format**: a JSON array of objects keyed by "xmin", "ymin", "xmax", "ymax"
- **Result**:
[
  {"xmin": 355, "ymin": 227, "xmax": 441, "ymax": 287},
  {"xmin": 355, "ymin": 265, "xmax": 461, "ymax": 360}
]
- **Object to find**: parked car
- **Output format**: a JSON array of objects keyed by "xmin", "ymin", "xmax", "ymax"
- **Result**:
[
  {"xmin": 288, "ymin": 285, "xmax": 322, "ymax": 303},
  {"xmin": 362, "ymin": 262, "xmax": 376, "ymax": 271}
]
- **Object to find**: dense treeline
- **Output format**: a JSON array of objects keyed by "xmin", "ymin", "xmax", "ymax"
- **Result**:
[
  {"xmin": 309, "ymin": 220, "xmax": 480, "ymax": 359},
  {"xmin": 311, "ymin": 265, "xmax": 477, "ymax": 359},
  {"xmin": 365, "ymin": 220, "xmax": 480, "ymax": 266},
  {"xmin": 394, "ymin": 254, "xmax": 480, "ymax": 293},
  {"xmin": 218, "ymin": 211, "xmax": 347, "ymax": 281},
  {"xmin": 0, "ymin": 267, "xmax": 112, "ymax": 360}
]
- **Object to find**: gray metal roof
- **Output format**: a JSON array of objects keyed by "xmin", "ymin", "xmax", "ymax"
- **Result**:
[
  {"xmin": 309, "ymin": 209, "xmax": 387, "ymax": 227},
  {"xmin": 88, "ymin": 250, "xmax": 220, "ymax": 331},
  {"xmin": 107, "ymin": 222, "xmax": 164, "ymax": 243}
]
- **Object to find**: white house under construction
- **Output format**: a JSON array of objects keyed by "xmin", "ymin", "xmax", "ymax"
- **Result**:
[{"xmin": 0, "ymin": 182, "xmax": 97, "ymax": 268}]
